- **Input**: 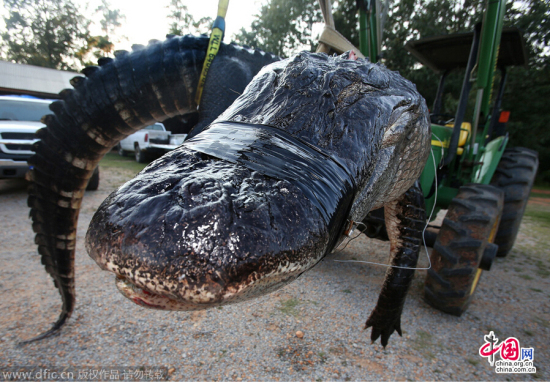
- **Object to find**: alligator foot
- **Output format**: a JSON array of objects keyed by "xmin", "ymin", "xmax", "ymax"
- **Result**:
[
  {"xmin": 365, "ymin": 304, "xmax": 403, "ymax": 347},
  {"xmin": 365, "ymin": 181, "xmax": 426, "ymax": 347}
]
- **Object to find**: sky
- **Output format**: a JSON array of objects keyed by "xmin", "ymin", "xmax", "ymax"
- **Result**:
[
  {"xmin": 0, "ymin": 0, "xmax": 265, "ymax": 51},
  {"xmin": 87, "ymin": 0, "xmax": 264, "ymax": 50}
]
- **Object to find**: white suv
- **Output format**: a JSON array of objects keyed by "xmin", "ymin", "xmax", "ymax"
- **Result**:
[
  {"xmin": 0, "ymin": 95, "xmax": 99, "ymax": 189},
  {"xmin": 0, "ymin": 96, "xmax": 50, "ymax": 179}
]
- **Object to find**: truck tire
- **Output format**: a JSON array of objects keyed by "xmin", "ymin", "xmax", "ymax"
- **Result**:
[
  {"xmin": 490, "ymin": 147, "xmax": 539, "ymax": 257},
  {"xmin": 135, "ymin": 144, "xmax": 148, "ymax": 163},
  {"xmin": 424, "ymin": 184, "xmax": 503, "ymax": 316},
  {"xmin": 117, "ymin": 144, "xmax": 127, "ymax": 157},
  {"xmin": 86, "ymin": 167, "xmax": 100, "ymax": 191}
]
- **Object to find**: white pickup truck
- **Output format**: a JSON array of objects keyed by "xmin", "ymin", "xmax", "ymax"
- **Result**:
[{"xmin": 116, "ymin": 123, "xmax": 187, "ymax": 163}]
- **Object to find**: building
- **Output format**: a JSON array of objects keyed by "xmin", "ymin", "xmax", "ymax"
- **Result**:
[{"xmin": 0, "ymin": 60, "xmax": 77, "ymax": 99}]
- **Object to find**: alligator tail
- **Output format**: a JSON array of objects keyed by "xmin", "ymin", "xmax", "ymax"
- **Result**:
[{"xmin": 24, "ymin": 35, "xmax": 277, "ymax": 342}]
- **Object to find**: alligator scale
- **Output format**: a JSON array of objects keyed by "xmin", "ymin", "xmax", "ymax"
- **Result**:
[{"xmin": 27, "ymin": 35, "xmax": 430, "ymax": 347}]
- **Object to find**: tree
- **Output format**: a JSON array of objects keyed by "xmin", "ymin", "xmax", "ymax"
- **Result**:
[
  {"xmin": 76, "ymin": 0, "xmax": 126, "ymax": 65},
  {"xmin": 332, "ymin": 0, "xmax": 360, "ymax": 47},
  {"xmin": 96, "ymin": 0, "xmax": 125, "ymax": 38},
  {"xmin": 500, "ymin": 0, "xmax": 550, "ymax": 181},
  {"xmin": 381, "ymin": 0, "xmax": 485, "ymax": 112},
  {"xmin": 1, "ymin": 0, "xmax": 90, "ymax": 70},
  {"xmin": 233, "ymin": 0, "xmax": 322, "ymax": 57},
  {"xmin": 167, "ymin": 0, "xmax": 212, "ymax": 36}
]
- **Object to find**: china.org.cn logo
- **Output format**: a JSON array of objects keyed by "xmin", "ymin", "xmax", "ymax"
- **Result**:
[{"xmin": 479, "ymin": 331, "xmax": 536, "ymax": 374}]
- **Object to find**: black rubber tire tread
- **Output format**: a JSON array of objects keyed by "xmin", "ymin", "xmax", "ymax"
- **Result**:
[
  {"xmin": 424, "ymin": 184, "xmax": 504, "ymax": 316},
  {"xmin": 86, "ymin": 167, "xmax": 100, "ymax": 191},
  {"xmin": 490, "ymin": 147, "xmax": 539, "ymax": 257}
]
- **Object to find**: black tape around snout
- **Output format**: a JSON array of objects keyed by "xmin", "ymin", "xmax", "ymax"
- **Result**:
[{"xmin": 184, "ymin": 121, "xmax": 357, "ymax": 253}]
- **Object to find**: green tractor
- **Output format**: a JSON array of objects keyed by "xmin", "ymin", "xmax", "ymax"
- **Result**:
[
  {"xmin": 406, "ymin": 7, "xmax": 539, "ymax": 315},
  {"xmin": 319, "ymin": 0, "xmax": 539, "ymax": 316}
]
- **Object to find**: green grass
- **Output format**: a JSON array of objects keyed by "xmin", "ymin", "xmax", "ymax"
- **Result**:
[
  {"xmin": 516, "ymin": 205, "xmax": 550, "ymax": 259},
  {"xmin": 524, "ymin": 208, "xmax": 550, "ymax": 227},
  {"xmin": 278, "ymin": 298, "xmax": 301, "ymax": 317},
  {"xmin": 467, "ymin": 358, "xmax": 480, "ymax": 366},
  {"xmin": 99, "ymin": 152, "xmax": 148, "ymax": 173},
  {"xmin": 411, "ymin": 330, "xmax": 435, "ymax": 360},
  {"xmin": 530, "ymin": 192, "xmax": 550, "ymax": 199},
  {"xmin": 535, "ymin": 260, "xmax": 550, "ymax": 277},
  {"xmin": 533, "ymin": 183, "xmax": 550, "ymax": 192}
]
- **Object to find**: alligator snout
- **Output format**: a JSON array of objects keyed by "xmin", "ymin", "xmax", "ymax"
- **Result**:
[{"xmin": 86, "ymin": 147, "xmax": 329, "ymax": 310}]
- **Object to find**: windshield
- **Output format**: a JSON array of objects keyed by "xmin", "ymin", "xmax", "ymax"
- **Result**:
[
  {"xmin": 145, "ymin": 123, "xmax": 165, "ymax": 131},
  {"xmin": 0, "ymin": 99, "xmax": 52, "ymax": 122}
]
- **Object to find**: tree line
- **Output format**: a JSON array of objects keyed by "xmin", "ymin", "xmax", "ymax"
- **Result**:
[
  {"xmin": 1, "ymin": 0, "xmax": 124, "ymax": 70},
  {"xmin": 2, "ymin": 0, "xmax": 549, "ymax": 182},
  {"xmin": 0, "ymin": 0, "xmax": 209, "ymax": 70}
]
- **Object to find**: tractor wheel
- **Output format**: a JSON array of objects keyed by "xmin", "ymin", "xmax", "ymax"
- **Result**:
[
  {"xmin": 424, "ymin": 184, "xmax": 503, "ymax": 316},
  {"xmin": 490, "ymin": 147, "xmax": 539, "ymax": 257}
]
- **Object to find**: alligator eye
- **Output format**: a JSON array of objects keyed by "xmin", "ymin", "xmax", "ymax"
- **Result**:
[{"xmin": 382, "ymin": 119, "xmax": 408, "ymax": 148}]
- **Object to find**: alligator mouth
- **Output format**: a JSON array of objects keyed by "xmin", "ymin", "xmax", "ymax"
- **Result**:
[
  {"xmin": 108, "ymin": 258, "xmax": 315, "ymax": 311},
  {"xmin": 115, "ymin": 277, "xmax": 201, "ymax": 310}
]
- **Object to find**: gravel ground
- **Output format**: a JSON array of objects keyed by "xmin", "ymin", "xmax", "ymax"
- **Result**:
[{"xmin": 0, "ymin": 166, "xmax": 549, "ymax": 381}]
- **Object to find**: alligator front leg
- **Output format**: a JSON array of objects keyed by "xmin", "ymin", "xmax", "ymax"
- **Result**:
[{"xmin": 365, "ymin": 181, "xmax": 426, "ymax": 347}]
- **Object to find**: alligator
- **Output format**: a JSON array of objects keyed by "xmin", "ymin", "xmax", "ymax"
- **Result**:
[{"xmin": 27, "ymin": 35, "xmax": 431, "ymax": 347}]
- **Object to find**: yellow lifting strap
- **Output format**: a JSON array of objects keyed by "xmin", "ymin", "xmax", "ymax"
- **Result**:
[{"xmin": 195, "ymin": 0, "xmax": 229, "ymax": 106}]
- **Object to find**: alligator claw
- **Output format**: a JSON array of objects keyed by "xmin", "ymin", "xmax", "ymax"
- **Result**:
[{"xmin": 365, "ymin": 310, "xmax": 403, "ymax": 347}]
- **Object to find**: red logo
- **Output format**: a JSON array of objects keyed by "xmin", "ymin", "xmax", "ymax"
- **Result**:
[
  {"xmin": 479, "ymin": 332, "xmax": 524, "ymax": 366},
  {"xmin": 500, "ymin": 338, "xmax": 520, "ymax": 361},
  {"xmin": 479, "ymin": 331, "xmax": 536, "ymax": 373}
]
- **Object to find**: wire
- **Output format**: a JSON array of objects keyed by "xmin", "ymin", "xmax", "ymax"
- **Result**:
[
  {"xmin": 334, "ymin": 221, "xmax": 369, "ymax": 252},
  {"xmin": 333, "ymin": 146, "xmax": 439, "ymax": 270}
]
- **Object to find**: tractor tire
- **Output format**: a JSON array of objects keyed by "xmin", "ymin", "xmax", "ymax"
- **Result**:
[
  {"xmin": 490, "ymin": 147, "xmax": 539, "ymax": 257},
  {"xmin": 86, "ymin": 167, "xmax": 100, "ymax": 191},
  {"xmin": 424, "ymin": 184, "xmax": 503, "ymax": 316}
]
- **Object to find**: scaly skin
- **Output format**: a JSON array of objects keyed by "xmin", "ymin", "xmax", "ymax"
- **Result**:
[
  {"xmin": 86, "ymin": 52, "xmax": 430, "ymax": 345},
  {"xmin": 27, "ymin": 45, "xmax": 430, "ymax": 346}
]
